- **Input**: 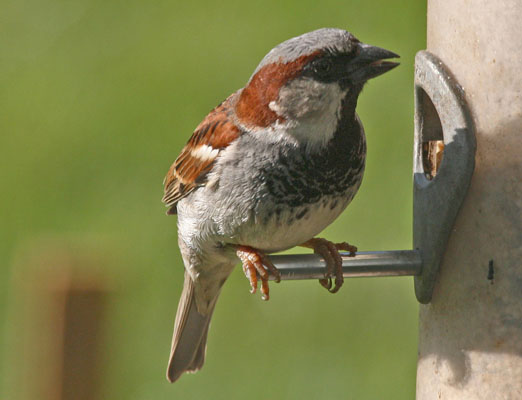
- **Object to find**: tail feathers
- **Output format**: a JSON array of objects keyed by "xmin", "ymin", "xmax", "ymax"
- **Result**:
[
  {"xmin": 166, "ymin": 271, "xmax": 216, "ymax": 383},
  {"xmin": 190, "ymin": 319, "xmax": 210, "ymax": 372}
]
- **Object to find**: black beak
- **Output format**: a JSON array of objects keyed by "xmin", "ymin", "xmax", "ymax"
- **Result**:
[{"xmin": 348, "ymin": 43, "xmax": 400, "ymax": 83}]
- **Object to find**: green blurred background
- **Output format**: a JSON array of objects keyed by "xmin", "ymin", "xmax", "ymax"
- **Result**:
[{"xmin": 1, "ymin": 0, "xmax": 426, "ymax": 398}]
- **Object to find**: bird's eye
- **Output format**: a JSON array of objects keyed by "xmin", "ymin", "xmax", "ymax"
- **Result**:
[{"xmin": 313, "ymin": 59, "xmax": 333, "ymax": 76}]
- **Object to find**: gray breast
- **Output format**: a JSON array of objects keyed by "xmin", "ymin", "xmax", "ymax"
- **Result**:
[{"xmin": 187, "ymin": 111, "xmax": 366, "ymax": 252}]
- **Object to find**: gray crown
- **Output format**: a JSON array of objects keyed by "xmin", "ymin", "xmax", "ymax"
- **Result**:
[{"xmin": 249, "ymin": 28, "xmax": 358, "ymax": 81}]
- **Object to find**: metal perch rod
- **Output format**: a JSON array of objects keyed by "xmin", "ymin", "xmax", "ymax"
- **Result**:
[{"xmin": 267, "ymin": 250, "xmax": 422, "ymax": 280}]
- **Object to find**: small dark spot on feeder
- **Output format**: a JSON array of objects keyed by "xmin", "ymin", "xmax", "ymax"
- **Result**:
[{"xmin": 487, "ymin": 260, "xmax": 494, "ymax": 284}]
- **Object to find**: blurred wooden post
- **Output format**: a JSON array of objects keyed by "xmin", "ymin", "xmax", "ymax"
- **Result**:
[
  {"xmin": 60, "ymin": 287, "xmax": 108, "ymax": 400},
  {"xmin": 416, "ymin": 1, "xmax": 522, "ymax": 399},
  {"xmin": 4, "ymin": 240, "xmax": 111, "ymax": 400}
]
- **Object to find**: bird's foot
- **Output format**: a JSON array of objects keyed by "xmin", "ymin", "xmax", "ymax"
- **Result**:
[
  {"xmin": 300, "ymin": 238, "xmax": 357, "ymax": 293},
  {"xmin": 236, "ymin": 246, "xmax": 281, "ymax": 301}
]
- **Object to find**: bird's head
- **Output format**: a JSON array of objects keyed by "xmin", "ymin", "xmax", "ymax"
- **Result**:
[{"xmin": 235, "ymin": 28, "xmax": 399, "ymax": 147}]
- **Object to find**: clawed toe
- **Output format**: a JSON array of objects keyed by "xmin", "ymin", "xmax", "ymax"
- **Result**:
[
  {"xmin": 335, "ymin": 241, "xmax": 357, "ymax": 256},
  {"xmin": 236, "ymin": 246, "xmax": 281, "ymax": 300},
  {"xmin": 301, "ymin": 238, "xmax": 357, "ymax": 293}
]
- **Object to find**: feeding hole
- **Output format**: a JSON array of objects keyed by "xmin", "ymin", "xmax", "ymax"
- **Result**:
[{"xmin": 418, "ymin": 88, "xmax": 444, "ymax": 180}]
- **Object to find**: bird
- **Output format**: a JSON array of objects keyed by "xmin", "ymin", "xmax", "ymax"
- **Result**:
[{"xmin": 162, "ymin": 27, "xmax": 398, "ymax": 383}]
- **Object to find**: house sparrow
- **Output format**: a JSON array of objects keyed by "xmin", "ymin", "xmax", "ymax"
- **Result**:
[{"xmin": 162, "ymin": 28, "xmax": 398, "ymax": 382}]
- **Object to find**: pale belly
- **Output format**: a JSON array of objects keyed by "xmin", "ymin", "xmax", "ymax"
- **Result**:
[{"xmin": 234, "ymin": 195, "xmax": 351, "ymax": 253}]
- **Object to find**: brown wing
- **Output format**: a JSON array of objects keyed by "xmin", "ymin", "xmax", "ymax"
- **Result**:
[{"xmin": 162, "ymin": 93, "xmax": 241, "ymax": 214}]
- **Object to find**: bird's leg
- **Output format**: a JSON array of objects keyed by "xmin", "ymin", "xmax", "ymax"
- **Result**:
[
  {"xmin": 236, "ymin": 246, "xmax": 281, "ymax": 301},
  {"xmin": 300, "ymin": 238, "xmax": 357, "ymax": 294}
]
